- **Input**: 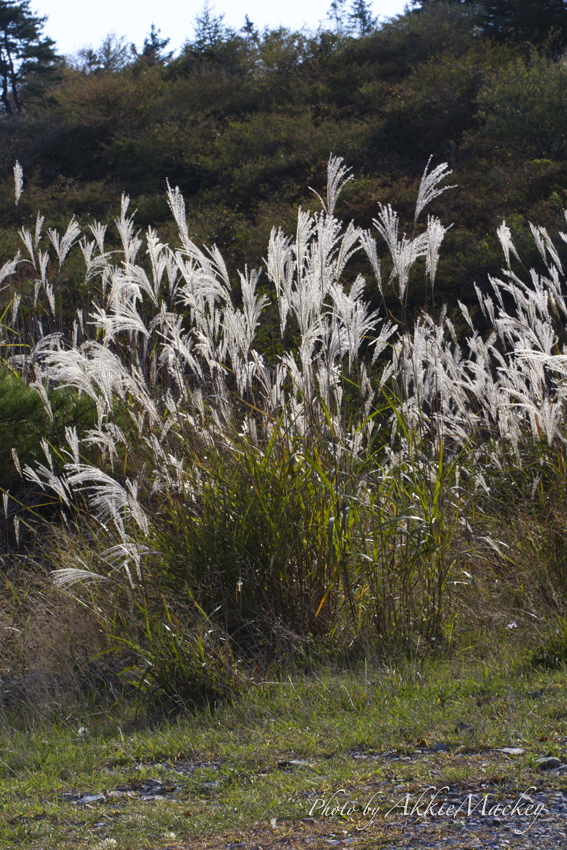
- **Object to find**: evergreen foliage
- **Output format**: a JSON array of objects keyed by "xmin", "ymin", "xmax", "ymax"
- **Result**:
[
  {"xmin": 0, "ymin": 0, "xmax": 58, "ymax": 114},
  {"xmin": 478, "ymin": 0, "xmax": 567, "ymax": 44},
  {"xmin": 416, "ymin": 0, "xmax": 567, "ymax": 45},
  {"xmin": 347, "ymin": 0, "xmax": 377, "ymax": 35}
]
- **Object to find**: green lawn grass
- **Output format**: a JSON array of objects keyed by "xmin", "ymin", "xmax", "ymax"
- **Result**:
[{"xmin": 2, "ymin": 650, "xmax": 566, "ymax": 850}]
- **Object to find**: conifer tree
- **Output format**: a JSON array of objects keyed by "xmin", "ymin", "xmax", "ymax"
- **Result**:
[
  {"xmin": 141, "ymin": 24, "xmax": 172, "ymax": 65},
  {"xmin": 480, "ymin": 0, "xmax": 567, "ymax": 44},
  {"xmin": 415, "ymin": 0, "xmax": 567, "ymax": 45},
  {"xmin": 0, "ymin": 0, "xmax": 57, "ymax": 115},
  {"xmin": 348, "ymin": 0, "xmax": 377, "ymax": 35},
  {"xmin": 194, "ymin": 0, "xmax": 230, "ymax": 51}
]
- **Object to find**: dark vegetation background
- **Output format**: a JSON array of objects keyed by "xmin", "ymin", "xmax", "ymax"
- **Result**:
[{"xmin": 3, "ymin": 0, "xmax": 567, "ymax": 325}]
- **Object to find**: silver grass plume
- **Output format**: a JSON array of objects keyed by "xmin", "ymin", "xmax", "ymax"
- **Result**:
[
  {"xmin": 414, "ymin": 157, "xmax": 455, "ymax": 223},
  {"xmin": 48, "ymin": 218, "xmax": 81, "ymax": 269},
  {"xmin": 13, "ymin": 161, "xmax": 23, "ymax": 206}
]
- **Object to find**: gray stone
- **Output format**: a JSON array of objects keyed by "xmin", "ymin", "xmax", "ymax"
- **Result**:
[
  {"xmin": 75, "ymin": 793, "xmax": 106, "ymax": 805},
  {"xmin": 537, "ymin": 756, "xmax": 562, "ymax": 771}
]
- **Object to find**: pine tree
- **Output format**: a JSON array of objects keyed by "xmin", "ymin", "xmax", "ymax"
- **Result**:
[
  {"xmin": 415, "ymin": 0, "xmax": 567, "ymax": 45},
  {"xmin": 347, "ymin": 0, "xmax": 377, "ymax": 35},
  {"xmin": 141, "ymin": 24, "xmax": 172, "ymax": 66},
  {"xmin": 194, "ymin": 1, "xmax": 229, "ymax": 51},
  {"xmin": 0, "ymin": 0, "xmax": 57, "ymax": 115}
]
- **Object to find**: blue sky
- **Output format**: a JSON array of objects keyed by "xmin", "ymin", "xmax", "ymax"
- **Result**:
[{"xmin": 34, "ymin": 0, "xmax": 410, "ymax": 57}]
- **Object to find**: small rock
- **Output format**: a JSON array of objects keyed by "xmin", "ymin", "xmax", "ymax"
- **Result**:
[
  {"xmin": 61, "ymin": 791, "xmax": 85, "ymax": 802},
  {"xmin": 432, "ymin": 742, "xmax": 450, "ymax": 752},
  {"xmin": 75, "ymin": 793, "xmax": 106, "ymax": 805},
  {"xmin": 537, "ymin": 756, "xmax": 561, "ymax": 771},
  {"xmin": 277, "ymin": 759, "xmax": 313, "ymax": 769},
  {"xmin": 141, "ymin": 782, "xmax": 175, "ymax": 796},
  {"xmin": 498, "ymin": 747, "xmax": 524, "ymax": 756}
]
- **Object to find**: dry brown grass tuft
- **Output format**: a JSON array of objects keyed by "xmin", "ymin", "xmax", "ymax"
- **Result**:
[{"xmin": 0, "ymin": 535, "xmax": 116, "ymax": 725}]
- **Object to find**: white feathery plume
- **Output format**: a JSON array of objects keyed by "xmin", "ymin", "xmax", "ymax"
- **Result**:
[
  {"xmin": 90, "ymin": 300, "xmax": 149, "ymax": 342},
  {"xmin": 0, "ymin": 255, "xmax": 20, "ymax": 289},
  {"xmin": 37, "ymin": 250, "xmax": 49, "ymax": 284},
  {"xmin": 165, "ymin": 251, "xmax": 179, "ymax": 297},
  {"xmin": 530, "ymin": 223, "xmax": 563, "ymax": 273},
  {"xmin": 65, "ymin": 464, "xmax": 149, "ymax": 537},
  {"xmin": 309, "ymin": 154, "xmax": 353, "ymax": 217},
  {"xmin": 266, "ymin": 226, "xmax": 293, "ymax": 335},
  {"xmin": 334, "ymin": 220, "xmax": 362, "ymax": 281},
  {"xmin": 11, "ymin": 448, "xmax": 22, "ymax": 478},
  {"xmin": 79, "ymin": 238, "xmax": 96, "ymax": 268},
  {"xmin": 115, "ymin": 195, "xmax": 142, "ymax": 264},
  {"xmin": 38, "ymin": 347, "xmax": 100, "ymax": 402},
  {"xmin": 52, "ymin": 568, "xmax": 109, "ymax": 588},
  {"xmin": 414, "ymin": 158, "xmax": 455, "ymax": 222},
  {"xmin": 30, "ymin": 377, "xmax": 53, "ymax": 421},
  {"xmin": 458, "ymin": 300, "xmax": 475, "ymax": 332},
  {"xmin": 65, "ymin": 426, "xmax": 81, "ymax": 465},
  {"xmin": 371, "ymin": 321, "xmax": 397, "ymax": 364},
  {"xmin": 425, "ymin": 215, "xmax": 447, "ymax": 289},
  {"xmin": 326, "ymin": 155, "xmax": 353, "ymax": 217},
  {"xmin": 238, "ymin": 267, "xmax": 267, "ymax": 352},
  {"xmin": 157, "ymin": 312, "xmax": 203, "ymax": 380},
  {"xmin": 374, "ymin": 205, "xmax": 428, "ymax": 301},
  {"xmin": 44, "ymin": 283, "xmax": 55, "ymax": 314},
  {"xmin": 83, "ymin": 427, "xmax": 120, "ymax": 467},
  {"xmin": 145, "ymin": 228, "xmax": 168, "ymax": 304},
  {"xmin": 23, "ymin": 458, "xmax": 71, "ymax": 505},
  {"xmin": 13, "ymin": 161, "xmax": 23, "ymax": 206},
  {"xmin": 122, "ymin": 263, "xmax": 159, "ymax": 308},
  {"xmin": 292, "ymin": 209, "xmax": 316, "ymax": 300},
  {"xmin": 166, "ymin": 180, "xmax": 190, "ymax": 246},
  {"xmin": 497, "ymin": 221, "xmax": 520, "ymax": 268},
  {"xmin": 100, "ymin": 542, "xmax": 152, "ymax": 585},
  {"xmin": 34, "ymin": 213, "xmax": 44, "ymax": 250},
  {"xmin": 48, "ymin": 217, "xmax": 81, "ymax": 268},
  {"xmin": 11, "ymin": 293, "xmax": 20, "ymax": 325},
  {"xmin": 89, "ymin": 221, "xmax": 107, "ymax": 255},
  {"xmin": 19, "ymin": 226, "xmax": 34, "ymax": 263},
  {"xmin": 359, "ymin": 230, "xmax": 382, "ymax": 295},
  {"xmin": 329, "ymin": 275, "xmax": 381, "ymax": 373}
]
